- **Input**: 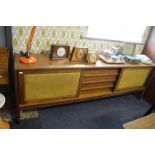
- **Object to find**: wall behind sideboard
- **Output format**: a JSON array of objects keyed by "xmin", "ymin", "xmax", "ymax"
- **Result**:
[{"xmin": 12, "ymin": 26, "xmax": 150, "ymax": 55}]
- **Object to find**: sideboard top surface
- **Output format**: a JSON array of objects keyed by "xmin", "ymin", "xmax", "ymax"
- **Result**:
[{"xmin": 14, "ymin": 54, "xmax": 154, "ymax": 71}]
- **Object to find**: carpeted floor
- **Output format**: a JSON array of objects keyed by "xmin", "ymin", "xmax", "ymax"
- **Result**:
[{"xmin": 11, "ymin": 95, "xmax": 151, "ymax": 129}]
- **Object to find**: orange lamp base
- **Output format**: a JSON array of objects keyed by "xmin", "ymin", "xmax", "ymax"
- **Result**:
[{"xmin": 19, "ymin": 56, "xmax": 37, "ymax": 64}]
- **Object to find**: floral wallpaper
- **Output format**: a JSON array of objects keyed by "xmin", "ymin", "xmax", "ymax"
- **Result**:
[{"xmin": 12, "ymin": 26, "xmax": 148, "ymax": 55}]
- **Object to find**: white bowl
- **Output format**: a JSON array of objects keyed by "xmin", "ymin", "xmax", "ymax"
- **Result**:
[{"xmin": 0, "ymin": 93, "xmax": 5, "ymax": 109}]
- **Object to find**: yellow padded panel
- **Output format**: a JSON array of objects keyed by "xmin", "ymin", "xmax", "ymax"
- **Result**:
[
  {"xmin": 24, "ymin": 72, "xmax": 80, "ymax": 101},
  {"xmin": 116, "ymin": 68, "xmax": 151, "ymax": 90}
]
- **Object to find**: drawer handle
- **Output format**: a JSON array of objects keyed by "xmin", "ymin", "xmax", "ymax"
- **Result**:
[{"xmin": 0, "ymin": 75, "xmax": 3, "ymax": 78}]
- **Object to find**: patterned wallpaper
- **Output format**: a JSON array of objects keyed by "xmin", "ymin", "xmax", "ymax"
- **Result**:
[{"xmin": 12, "ymin": 26, "xmax": 148, "ymax": 55}]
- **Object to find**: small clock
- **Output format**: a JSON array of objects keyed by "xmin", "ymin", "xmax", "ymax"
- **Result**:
[
  {"xmin": 70, "ymin": 47, "xmax": 88, "ymax": 62},
  {"xmin": 87, "ymin": 51, "xmax": 99, "ymax": 64},
  {"xmin": 50, "ymin": 44, "xmax": 70, "ymax": 59}
]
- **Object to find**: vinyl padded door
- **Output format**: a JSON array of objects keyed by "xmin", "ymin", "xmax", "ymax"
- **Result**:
[
  {"xmin": 23, "ymin": 72, "xmax": 80, "ymax": 102},
  {"xmin": 115, "ymin": 67, "xmax": 152, "ymax": 91}
]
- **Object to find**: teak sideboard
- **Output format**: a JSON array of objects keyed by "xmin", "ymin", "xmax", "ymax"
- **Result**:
[{"xmin": 14, "ymin": 54, "xmax": 154, "ymax": 121}]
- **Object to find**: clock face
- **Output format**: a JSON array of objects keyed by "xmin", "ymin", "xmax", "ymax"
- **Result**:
[
  {"xmin": 87, "ymin": 52, "xmax": 98, "ymax": 63},
  {"xmin": 57, "ymin": 47, "xmax": 66, "ymax": 57},
  {"xmin": 76, "ymin": 49, "xmax": 85, "ymax": 59},
  {"xmin": 90, "ymin": 53, "xmax": 97, "ymax": 62}
]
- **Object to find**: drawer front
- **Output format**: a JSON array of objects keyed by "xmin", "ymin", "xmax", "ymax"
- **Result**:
[
  {"xmin": 115, "ymin": 67, "xmax": 152, "ymax": 91},
  {"xmin": 83, "ymin": 69, "xmax": 119, "ymax": 77},
  {"xmin": 81, "ymin": 81, "xmax": 115, "ymax": 90},
  {"xmin": 82, "ymin": 75, "xmax": 118, "ymax": 84},
  {"xmin": 18, "ymin": 71, "xmax": 81, "ymax": 103}
]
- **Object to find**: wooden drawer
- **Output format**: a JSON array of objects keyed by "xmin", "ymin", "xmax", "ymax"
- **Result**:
[
  {"xmin": 82, "ymin": 75, "xmax": 118, "ymax": 84},
  {"xmin": 82, "ymin": 69, "xmax": 119, "ymax": 84},
  {"xmin": 81, "ymin": 81, "xmax": 114, "ymax": 91},
  {"xmin": 80, "ymin": 87, "xmax": 112, "ymax": 99},
  {"xmin": 83, "ymin": 69, "xmax": 119, "ymax": 77}
]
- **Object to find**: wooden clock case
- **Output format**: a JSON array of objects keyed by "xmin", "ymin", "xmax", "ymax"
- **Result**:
[
  {"xmin": 70, "ymin": 47, "xmax": 88, "ymax": 62},
  {"xmin": 50, "ymin": 44, "xmax": 70, "ymax": 59}
]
